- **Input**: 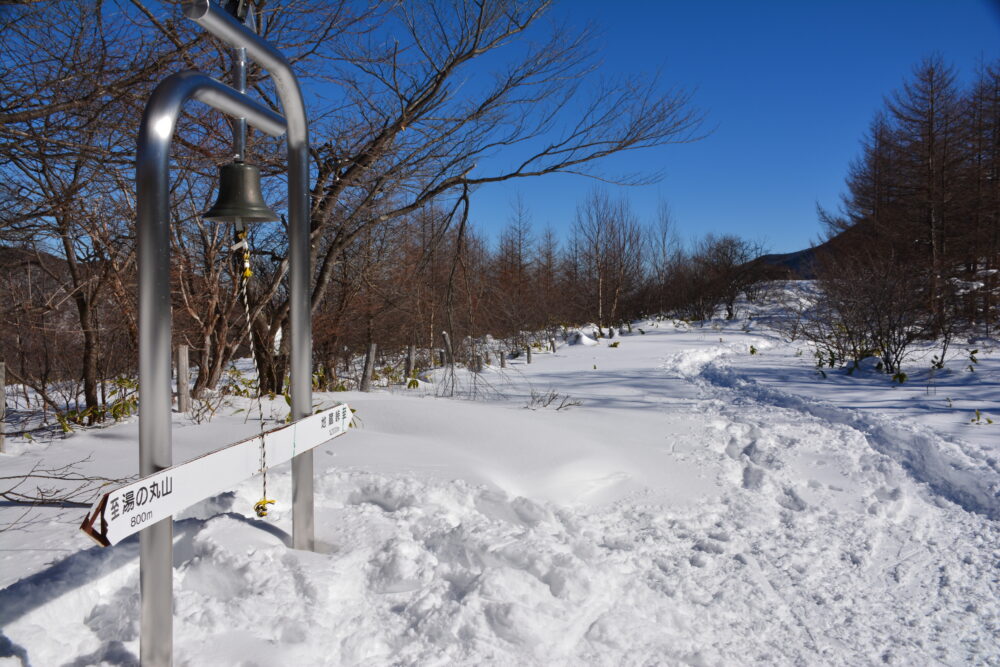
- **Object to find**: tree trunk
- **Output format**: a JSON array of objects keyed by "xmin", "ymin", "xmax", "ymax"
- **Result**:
[
  {"xmin": 255, "ymin": 324, "xmax": 287, "ymax": 396},
  {"xmin": 176, "ymin": 344, "xmax": 190, "ymax": 414},
  {"xmin": 360, "ymin": 343, "xmax": 376, "ymax": 392},
  {"xmin": 441, "ymin": 331, "xmax": 454, "ymax": 368},
  {"xmin": 79, "ymin": 304, "xmax": 100, "ymax": 424}
]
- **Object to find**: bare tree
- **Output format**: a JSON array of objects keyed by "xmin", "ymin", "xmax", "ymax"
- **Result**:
[
  {"xmin": 2, "ymin": 0, "xmax": 705, "ymax": 399},
  {"xmin": 695, "ymin": 234, "xmax": 766, "ymax": 320},
  {"xmin": 245, "ymin": 0, "xmax": 704, "ymax": 390},
  {"xmin": 569, "ymin": 189, "xmax": 644, "ymax": 329}
]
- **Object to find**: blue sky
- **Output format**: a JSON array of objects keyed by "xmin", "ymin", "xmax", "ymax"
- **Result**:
[{"xmin": 470, "ymin": 0, "xmax": 1000, "ymax": 254}]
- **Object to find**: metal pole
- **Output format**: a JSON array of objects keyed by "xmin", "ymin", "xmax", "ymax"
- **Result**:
[
  {"xmin": 137, "ymin": 70, "xmax": 285, "ymax": 667},
  {"xmin": 232, "ymin": 45, "xmax": 247, "ymax": 160},
  {"xmin": 183, "ymin": 0, "xmax": 314, "ymax": 551}
]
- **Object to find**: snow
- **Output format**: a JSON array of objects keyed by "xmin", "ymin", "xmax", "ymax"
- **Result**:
[{"xmin": 2, "ymin": 282, "xmax": 999, "ymax": 665}]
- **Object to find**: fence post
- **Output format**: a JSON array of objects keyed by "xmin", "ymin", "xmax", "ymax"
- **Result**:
[
  {"xmin": 441, "ymin": 331, "xmax": 454, "ymax": 368},
  {"xmin": 0, "ymin": 361, "xmax": 5, "ymax": 454},
  {"xmin": 500, "ymin": 352, "xmax": 506, "ymax": 369},
  {"xmin": 405, "ymin": 345, "xmax": 416, "ymax": 381},
  {"xmin": 176, "ymin": 345, "xmax": 190, "ymax": 414},
  {"xmin": 526, "ymin": 346, "xmax": 532, "ymax": 364},
  {"xmin": 360, "ymin": 343, "xmax": 377, "ymax": 392}
]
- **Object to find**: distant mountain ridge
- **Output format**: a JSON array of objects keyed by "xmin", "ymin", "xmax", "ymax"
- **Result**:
[{"xmin": 752, "ymin": 226, "xmax": 863, "ymax": 280}]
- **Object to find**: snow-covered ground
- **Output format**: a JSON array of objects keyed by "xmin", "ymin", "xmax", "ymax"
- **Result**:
[{"xmin": 1, "ymin": 284, "xmax": 999, "ymax": 665}]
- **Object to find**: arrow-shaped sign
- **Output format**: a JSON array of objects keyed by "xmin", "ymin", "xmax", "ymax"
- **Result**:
[{"xmin": 81, "ymin": 403, "xmax": 351, "ymax": 547}]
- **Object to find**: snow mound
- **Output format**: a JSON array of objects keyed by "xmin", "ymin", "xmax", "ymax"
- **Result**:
[{"xmin": 567, "ymin": 331, "xmax": 598, "ymax": 346}]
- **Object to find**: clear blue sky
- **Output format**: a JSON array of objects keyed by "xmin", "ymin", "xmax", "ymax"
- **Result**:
[{"xmin": 471, "ymin": 0, "xmax": 1000, "ymax": 254}]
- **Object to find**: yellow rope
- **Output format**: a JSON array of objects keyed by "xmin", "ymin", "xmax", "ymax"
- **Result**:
[
  {"xmin": 239, "ymin": 230, "xmax": 253, "ymax": 278},
  {"xmin": 236, "ymin": 229, "xmax": 273, "ymax": 517}
]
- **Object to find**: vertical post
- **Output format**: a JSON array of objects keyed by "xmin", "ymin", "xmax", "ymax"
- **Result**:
[
  {"xmin": 232, "ymin": 45, "xmax": 247, "ymax": 160},
  {"xmin": 549, "ymin": 337, "xmax": 556, "ymax": 353},
  {"xmin": 500, "ymin": 352, "xmax": 506, "ymax": 369},
  {"xmin": 526, "ymin": 346, "xmax": 532, "ymax": 364},
  {"xmin": 405, "ymin": 345, "xmax": 415, "ymax": 381},
  {"xmin": 324, "ymin": 358, "xmax": 337, "ymax": 390},
  {"xmin": 441, "ymin": 331, "xmax": 454, "ymax": 368},
  {"xmin": 176, "ymin": 345, "xmax": 190, "ymax": 414},
  {"xmin": 438, "ymin": 349, "xmax": 445, "ymax": 367},
  {"xmin": 137, "ymin": 84, "xmax": 175, "ymax": 667},
  {"xmin": 473, "ymin": 355, "xmax": 482, "ymax": 373},
  {"xmin": 0, "ymin": 361, "xmax": 5, "ymax": 454}
]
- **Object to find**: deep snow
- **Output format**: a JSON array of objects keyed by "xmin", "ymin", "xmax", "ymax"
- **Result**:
[{"xmin": 1, "ymin": 284, "xmax": 999, "ymax": 665}]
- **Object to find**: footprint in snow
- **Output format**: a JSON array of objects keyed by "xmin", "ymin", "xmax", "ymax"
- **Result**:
[
  {"xmin": 776, "ymin": 487, "xmax": 808, "ymax": 512},
  {"xmin": 693, "ymin": 540, "xmax": 725, "ymax": 555},
  {"xmin": 742, "ymin": 465, "xmax": 765, "ymax": 490}
]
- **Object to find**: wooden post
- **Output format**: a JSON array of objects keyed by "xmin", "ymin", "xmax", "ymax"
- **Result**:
[
  {"xmin": 405, "ymin": 345, "xmax": 416, "ymax": 381},
  {"xmin": 500, "ymin": 352, "xmax": 507, "ymax": 369},
  {"xmin": 526, "ymin": 346, "xmax": 532, "ymax": 364},
  {"xmin": 0, "ymin": 361, "xmax": 5, "ymax": 453},
  {"xmin": 473, "ymin": 355, "xmax": 482, "ymax": 373},
  {"xmin": 441, "ymin": 331, "xmax": 454, "ymax": 368},
  {"xmin": 176, "ymin": 345, "xmax": 190, "ymax": 414},
  {"xmin": 324, "ymin": 358, "xmax": 337, "ymax": 390},
  {"xmin": 360, "ymin": 343, "xmax": 376, "ymax": 392}
]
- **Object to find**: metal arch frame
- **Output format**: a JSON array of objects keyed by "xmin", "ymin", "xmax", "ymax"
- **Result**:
[
  {"xmin": 136, "ymin": 71, "xmax": 285, "ymax": 665},
  {"xmin": 182, "ymin": 0, "xmax": 316, "ymax": 555},
  {"xmin": 137, "ymin": 70, "xmax": 285, "ymax": 667},
  {"xmin": 136, "ymin": 2, "xmax": 314, "ymax": 660}
]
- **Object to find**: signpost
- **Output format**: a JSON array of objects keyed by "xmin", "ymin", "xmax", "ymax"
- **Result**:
[{"xmin": 81, "ymin": 404, "xmax": 351, "ymax": 547}]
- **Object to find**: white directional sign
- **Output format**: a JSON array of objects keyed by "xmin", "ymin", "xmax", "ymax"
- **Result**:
[{"xmin": 81, "ymin": 403, "xmax": 351, "ymax": 547}]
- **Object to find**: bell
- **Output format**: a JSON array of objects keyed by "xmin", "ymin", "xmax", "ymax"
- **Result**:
[{"xmin": 203, "ymin": 160, "xmax": 280, "ymax": 223}]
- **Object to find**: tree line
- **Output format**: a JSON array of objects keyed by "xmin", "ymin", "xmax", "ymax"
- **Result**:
[
  {"xmin": 810, "ymin": 55, "xmax": 1000, "ymax": 375},
  {"xmin": 0, "ymin": 0, "xmax": 724, "ymax": 421}
]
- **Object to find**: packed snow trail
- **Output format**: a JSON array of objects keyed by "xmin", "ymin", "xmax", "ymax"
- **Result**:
[
  {"xmin": 1, "ymin": 316, "xmax": 998, "ymax": 665},
  {"xmin": 684, "ymin": 346, "xmax": 1000, "ymax": 520}
]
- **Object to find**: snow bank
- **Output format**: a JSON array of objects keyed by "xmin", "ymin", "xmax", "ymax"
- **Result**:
[{"xmin": 2, "ymin": 288, "xmax": 999, "ymax": 665}]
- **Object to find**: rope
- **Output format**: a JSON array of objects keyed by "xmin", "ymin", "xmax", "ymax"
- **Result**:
[{"xmin": 235, "ymin": 228, "xmax": 274, "ymax": 518}]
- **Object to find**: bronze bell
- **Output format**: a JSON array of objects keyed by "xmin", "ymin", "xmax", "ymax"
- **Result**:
[{"xmin": 203, "ymin": 160, "xmax": 280, "ymax": 223}]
